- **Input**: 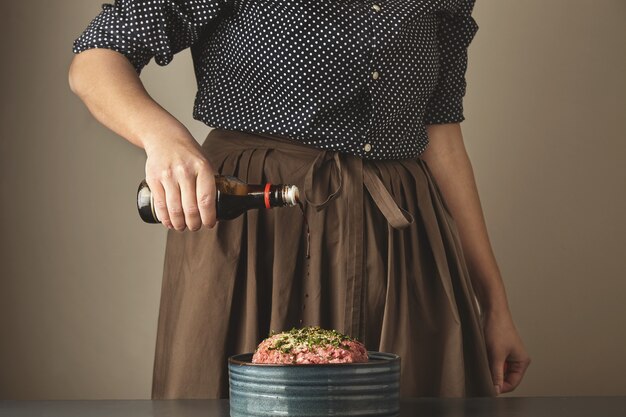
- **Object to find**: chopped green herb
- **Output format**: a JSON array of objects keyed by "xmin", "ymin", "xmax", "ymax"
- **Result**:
[{"xmin": 265, "ymin": 326, "xmax": 358, "ymax": 355}]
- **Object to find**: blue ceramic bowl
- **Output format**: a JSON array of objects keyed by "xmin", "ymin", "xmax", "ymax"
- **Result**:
[{"xmin": 228, "ymin": 351, "xmax": 400, "ymax": 417}]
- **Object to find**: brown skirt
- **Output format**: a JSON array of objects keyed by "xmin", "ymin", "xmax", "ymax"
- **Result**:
[{"xmin": 151, "ymin": 128, "xmax": 496, "ymax": 399}]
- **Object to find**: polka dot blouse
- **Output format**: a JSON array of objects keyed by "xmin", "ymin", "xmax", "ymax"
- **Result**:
[{"xmin": 73, "ymin": 0, "xmax": 479, "ymax": 160}]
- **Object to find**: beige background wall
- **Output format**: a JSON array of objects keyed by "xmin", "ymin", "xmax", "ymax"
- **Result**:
[{"xmin": 0, "ymin": 0, "xmax": 624, "ymax": 399}]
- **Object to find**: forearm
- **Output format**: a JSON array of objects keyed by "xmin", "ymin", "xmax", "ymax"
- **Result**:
[
  {"xmin": 69, "ymin": 48, "xmax": 219, "ymax": 231},
  {"xmin": 421, "ymin": 123, "xmax": 510, "ymax": 314},
  {"xmin": 68, "ymin": 48, "xmax": 190, "ymax": 151}
]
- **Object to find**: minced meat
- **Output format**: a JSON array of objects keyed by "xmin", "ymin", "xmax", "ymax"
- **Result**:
[{"xmin": 252, "ymin": 326, "xmax": 368, "ymax": 364}]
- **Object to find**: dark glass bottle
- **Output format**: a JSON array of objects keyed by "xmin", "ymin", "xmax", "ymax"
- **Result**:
[{"xmin": 137, "ymin": 176, "xmax": 300, "ymax": 223}]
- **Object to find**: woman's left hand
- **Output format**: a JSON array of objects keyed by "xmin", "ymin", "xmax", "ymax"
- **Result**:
[
  {"xmin": 421, "ymin": 124, "xmax": 531, "ymax": 395},
  {"xmin": 483, "ymin": 310, "xmax": 531, "ymax": 395}
]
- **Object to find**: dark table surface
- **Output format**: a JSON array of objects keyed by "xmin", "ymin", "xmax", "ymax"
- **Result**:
[{"xmin": 1, "ymin": 397, "xmax": 625, "ymax": 417}]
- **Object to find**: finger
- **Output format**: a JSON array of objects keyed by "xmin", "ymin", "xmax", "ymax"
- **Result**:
[
  {"xmin": 196, "ymin": 168, "xmax": 217, "ymax": 228},
  {"xmin": 180, "ymin": 175, "xmax": 202, "ymax": 232},
  {"xmin": 162, "ymin": 178, "xmax": 185, "ymax": 231},
  {"xmin": 488, "ymin": 352, "xmax": 507, "ymax": 395},
  {"xmin": 146, "ymin": 179, "xmax": 172, "ymax": 229},
  {"xmin": 501, "ymin": 359, "xmax": 531, "ymax": 393}
]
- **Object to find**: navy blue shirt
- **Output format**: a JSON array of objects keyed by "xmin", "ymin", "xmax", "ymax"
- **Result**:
[{"xmin": 73, "ymin": 0, "xmax": 479, "ymax": 160}]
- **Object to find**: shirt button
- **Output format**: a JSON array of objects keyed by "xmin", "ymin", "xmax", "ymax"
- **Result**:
[
  {"xmin": 372, "ymin": 4, "xmax": 381, "ymax": 12},
  {"xmin": 372, "ymin": 70, "xmax": 380, "ymax": 80},
  {"xmin": 364, "ymin": 143, "xmax": 372, "ymax": 152}
]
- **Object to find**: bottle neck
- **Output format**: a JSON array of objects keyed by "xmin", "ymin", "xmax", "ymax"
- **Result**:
[{"xmin": 243, "ymin": 184, "xmax": 299, "ymax": 208}]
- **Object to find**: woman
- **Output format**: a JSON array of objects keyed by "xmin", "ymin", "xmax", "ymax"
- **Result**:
[{"xmin": 69, "ymin": 0, "xmax": 530, "ymax": 399}]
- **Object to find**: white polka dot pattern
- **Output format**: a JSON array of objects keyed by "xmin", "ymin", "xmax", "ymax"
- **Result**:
[{"xmin": 73, "ymin": 0, "xmax": 479, "ymax": 160}]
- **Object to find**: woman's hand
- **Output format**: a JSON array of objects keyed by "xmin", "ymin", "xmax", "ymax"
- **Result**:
[
  {"xmin": 483, "ymin": 310, "xmax": 531, "ymax": 395},
  {"xmin": 69, "ymin": 49, "xmax": 218, "ymax": 232},
  {"xmin": 144, "ymin": 133, "xmax": 217, "ymax": 231},
  {"xmin": 422, "ymin": 124, "xmax": 530, "ymax": 395}
]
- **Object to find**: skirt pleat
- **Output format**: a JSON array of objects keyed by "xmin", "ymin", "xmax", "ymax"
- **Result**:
[{"xmin": 151, "ymin": 128, "xmax": 496, "ymax": 399}]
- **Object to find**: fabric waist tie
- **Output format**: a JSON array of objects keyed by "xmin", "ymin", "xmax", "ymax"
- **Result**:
[
  {"xmin": 300, "ymin": 149, "xmax": 413, "ymax": 337},
  {"xmin": 304, "ymin": 151, "xmax": 413, "ymax": 229},
  {"xmin": 362, "ymin": 164, "xmax": 414, "ymax": 229},
  {"xmin": 209, "ymin": 129, "xmax": 414, "ymax": 339}
]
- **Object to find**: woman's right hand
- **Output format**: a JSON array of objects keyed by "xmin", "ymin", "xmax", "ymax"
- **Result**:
[
  {"xmin": 68, "ymin": 49, "xmax": 216, "ymax": 231},
  {"xmin": 143, "ymin": 132, "xmax": 217, "ymax": 232}
]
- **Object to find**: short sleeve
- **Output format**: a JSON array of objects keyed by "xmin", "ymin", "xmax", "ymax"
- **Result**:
[
  {"xmin": 72, "ymin": 0, "xmax": 226, "ymax": 74},
  {"xmin": 423, "ymin": 0, "xmax": 479, "ymax": 125}
]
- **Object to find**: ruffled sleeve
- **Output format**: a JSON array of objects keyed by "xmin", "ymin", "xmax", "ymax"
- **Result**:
[
  {"xmin": 423, "ymin": 0, "xmax": 479, "ymax": 125},
  {"xmin": 72, "ymin": 0, "xmax": 227, "ymax": 74}
]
